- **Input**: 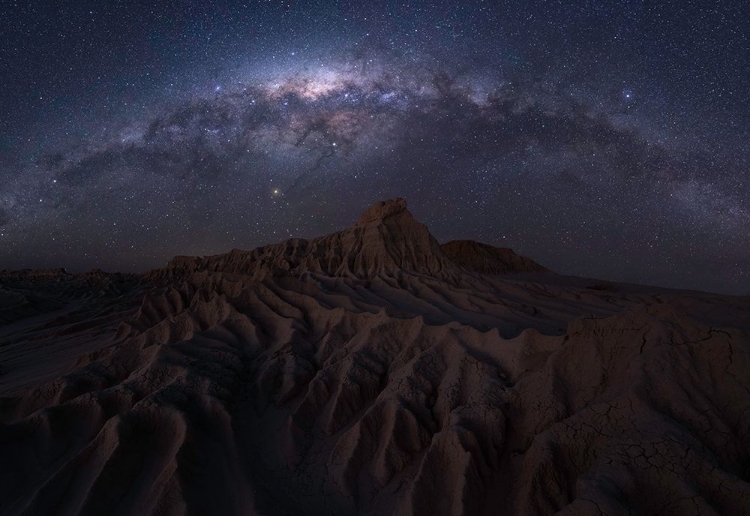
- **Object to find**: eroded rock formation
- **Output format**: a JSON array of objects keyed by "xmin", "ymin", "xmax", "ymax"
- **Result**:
[{"xmin": 1, "ymin": 199, "xmax": 749, "ymax": 515}]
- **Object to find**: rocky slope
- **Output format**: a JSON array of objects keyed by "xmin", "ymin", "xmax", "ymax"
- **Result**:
[
  {"xmin": 1, "ymin": 198, "xmax": 749, "ymax": 516},
  {"xmin": 441, "ymin": 240, "xmax": 549, "ymax": 275}
]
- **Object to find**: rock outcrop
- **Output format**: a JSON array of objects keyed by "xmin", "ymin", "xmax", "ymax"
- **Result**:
[
  {"xmin": 1, "ymin": 199, "xmax": 749, "ymax": 516},
  {"xmin": 441, "ymin": 239, "xmax": 549, "ymax": 275},
  {"xmin": 161, "ymin": 198, "xmax": 452, "ymax": 280}
]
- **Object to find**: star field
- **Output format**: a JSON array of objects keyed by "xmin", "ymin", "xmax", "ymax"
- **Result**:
[{"xmin": 1, "ymin": 0, "xmax": 748, "ymax": 294}]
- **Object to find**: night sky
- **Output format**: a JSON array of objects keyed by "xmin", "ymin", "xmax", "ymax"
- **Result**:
[{"xmin": 1, "ymin": 1, "xmax": 748, "ymax": 294}]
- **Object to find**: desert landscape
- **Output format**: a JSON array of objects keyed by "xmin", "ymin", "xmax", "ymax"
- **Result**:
[{"xmin": 1, "ymin": 198, "xmax": 749, "ymax": 516}]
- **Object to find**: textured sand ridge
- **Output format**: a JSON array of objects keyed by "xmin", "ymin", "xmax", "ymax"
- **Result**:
[{"xmin": 1, "ymin": 198, "xmax": 749, "ymax": 515}]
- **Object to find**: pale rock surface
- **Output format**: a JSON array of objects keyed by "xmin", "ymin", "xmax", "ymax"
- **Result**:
[{"xmin": 1, "ymin": 199, "xmax": 749, "ymax": 515}]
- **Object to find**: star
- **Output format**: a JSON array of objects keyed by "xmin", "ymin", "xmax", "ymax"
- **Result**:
[{"xmin": 0, "ymin": 0, "xmax": 746, "ymax": 295}]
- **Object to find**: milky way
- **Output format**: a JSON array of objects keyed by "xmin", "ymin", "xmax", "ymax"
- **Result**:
[{"xmin": 1, "ymin": 1, "xmax": 748, "ymax": 293}]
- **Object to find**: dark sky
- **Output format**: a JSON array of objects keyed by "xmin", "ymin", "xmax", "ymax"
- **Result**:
[{"xmin": 1, "ymin": 0, "xmax": 748, "ymax": 294}]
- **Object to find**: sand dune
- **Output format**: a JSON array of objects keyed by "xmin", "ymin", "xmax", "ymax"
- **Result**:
[{"xmin": 1, "ymin": 198, "xmax": 749, "ymax": 515}]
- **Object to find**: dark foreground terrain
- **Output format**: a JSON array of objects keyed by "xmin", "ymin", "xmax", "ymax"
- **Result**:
[{"xmin": 1, "ymin": 199, "xmax": 749, "ymax": 515}]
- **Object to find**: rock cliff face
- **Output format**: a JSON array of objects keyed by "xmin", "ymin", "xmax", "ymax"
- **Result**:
[
  {"xmin": 1, "ymin": 199, "xmax": 749, "ymax": 516},
  {"xmin": 161, "ymin": 198, "xmax": 451, "ymax": 280},
  {"xmin": 441, "ymin": 239, "xmax": 549, "ymax": 275}
]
